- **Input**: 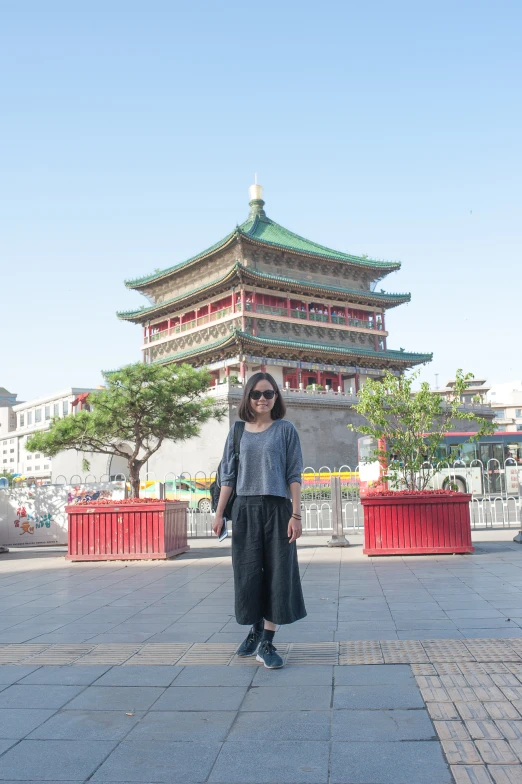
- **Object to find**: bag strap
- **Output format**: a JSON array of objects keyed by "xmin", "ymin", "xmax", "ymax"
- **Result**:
[{"xmin": 233, "ymin": 421, "xmax": 245, "ymax": 465}]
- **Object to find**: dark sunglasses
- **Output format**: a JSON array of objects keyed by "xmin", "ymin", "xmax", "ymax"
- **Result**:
[{"xmin": 250, "ymin": 389, "xmax": 276, "ymax": 400}]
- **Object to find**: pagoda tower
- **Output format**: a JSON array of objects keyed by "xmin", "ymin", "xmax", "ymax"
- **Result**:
[{"xmin": 118, "ymin": 183, "xmax": 431, "ymax": 471}]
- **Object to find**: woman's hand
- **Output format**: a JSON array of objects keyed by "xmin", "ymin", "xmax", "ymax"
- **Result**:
[
  {"xmin": 212, "ymin": 515, "xmax": 225, "ymax": 536},
  {"xmin": 288, "ymin": 515, "xmax": 302, "ymax": 543}
]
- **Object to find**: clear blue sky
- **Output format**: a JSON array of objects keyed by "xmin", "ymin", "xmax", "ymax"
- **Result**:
[{"xmin": 1, "ymin": 0, "xmax": 520, "ymax": 401}]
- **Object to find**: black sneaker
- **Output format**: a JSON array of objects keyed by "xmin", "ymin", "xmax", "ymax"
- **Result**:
[
  {"xmin": 236, "ymin": 628, "xmax": 262, "ymax": 657},
  {"xmin": 256, "ymin": 639, "xmax": 284, "ymax": 669}
]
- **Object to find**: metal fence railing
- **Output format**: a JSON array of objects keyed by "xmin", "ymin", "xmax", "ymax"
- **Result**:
[{"xmin": 2, "ymin": 460, "xmax": 521, "ymax": 539}]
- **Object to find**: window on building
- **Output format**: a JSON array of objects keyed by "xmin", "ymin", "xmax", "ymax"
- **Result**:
[
  {"xmin": 20, "ymin": 414, "xmax": 25, "ymax": 427},
  {"xmin": 44, "ymin": 464, "xmax": 49, "ymax": 469},
  {"xmin": 517, "ymin": 425, "xmax": 522, "ymax": 432},
  {"xmin": 497, "ymin": 426, "xmax": 507, "ymax": 432},
  {"xmin": 9, "ymin": 459, "xmax": 14, "ymax": 463},
  {"xmin": 35, "ymin": 466, "xmax": 40, "ymax": 471},
  {"xmin": 62, "ymin": 401, "xmax": 69, "ymax": 415},
  {"xmin": 44, "ymin": 406, "xmax": 50, "ymax": 420},
  {"xmin": 34, "ymin": 453, "xmax": 40, "ymax": 459},
  {"xmin": 9, "ymin": 449, "xmax": 14, "ymax": 454},
  {"xmin": 9, "ymin": 440, "xmax": 13, "ymax": 444},
  {"xmin": 27, "ymin": 411, "xmax": 32, "ymax": 425},
  {"xmin": 516, "ymin": 409, "xmax": 522, "ymax": 418},
  {"xmin": 26, "ymin": 454, "xmax": 31, "ymax": 461},
  {"xmin": 2, "ymin": 460, "xmax": 6, "ymax": 464},
  {"xmin": 35, "ymin": 409, "xmax": 42, "ymax": 423},
  {"xmin": 495, "ymin": 410, "xmax": 505, "ymax": 419},
  {"xmin": 53, "ymin": 403, "xmax": 59, "ymax": 417}
]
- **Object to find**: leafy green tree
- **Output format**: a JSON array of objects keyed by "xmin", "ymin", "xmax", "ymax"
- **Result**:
[
  {"xmin": 26, "ymin": 363, "xmax": 225, "ymax": 497},
  {"xmin": 349, "ymin": 370, "xmax": 495, "ymax": 492}
]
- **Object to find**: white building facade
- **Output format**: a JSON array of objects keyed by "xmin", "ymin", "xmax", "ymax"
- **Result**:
[
  {"xmin": 2, "ymin": 388, "xmax": 97, "ymax": 483},
  {"xmin": 488, "ymin": 381, "xmax": 522, "ymax": 433}
]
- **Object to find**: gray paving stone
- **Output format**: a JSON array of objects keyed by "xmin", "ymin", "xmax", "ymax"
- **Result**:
[
  {"xmin": 28, "ymin": 709, "xmax": 144, "ymax": 740},
  {"xmin": 0, "ymin": 684, "xmax": 86, "ymax": 710},
  {"xmin": 334, "ymin": 684, "xmax": 424, "ymax": 710},
  {"xmin": 173, "ymin": 665, "xmax": 255, "ymax": 687},
  {"xmin": 241, "ymin": 685, "xmax": 332, "ymax": 712},
  {"xmin": 333, "ymin": 665, "xmax": 413, "ymax": 686},
  {"xmin": 125, "ymin": 710, "xmax": 236, "ymax": 741},
  {"xmin": 209, "ymin": 739, "xmax": 329, "ymax": 783},
  {"xmin": 335, "ymin": 630, "xmax": 399, "ymax": 640},
  {"xmin": 0, "ymin": 739, "xmax": 117, "ymax": 781},
  {"xmin": 228, "ymin": 710, "xmax": 331, "ymax": 741},
  {"xmin": 153, "ymin": 685, "xmax": 247, "ymax": 711},
  {"xmin": 0, "ymin": 739, "xmax": 17, "ymax": 755},
  {"xmin": 0, "ymin": 709, "xmax": 56, "ymax": 738},
  {"xmin": 65, "ymin": 686, "xmax": 164, "ymax": 711},
  {"xmin": 253, "ymin": 665, "xmax": 333, "ymax": 686},
  {"xmin": 91, "ymin": 740, "xmax": 221, "ymax": 782},
  {"xmin": 18, "ymin": 666, "xmax": 111, "ymax": 685},
  {"xmin": 397, "ymin": 629, "xmax": 465, "ymax": 639},
  {"xmin": 330, "ymin": 740, "xmax": 452, "ymax": 783},
  {"xmin": 332, "ymin": 709, "xmax": 435, "ymax": 740},
  {"xmin": 94, "ymin": 665, "xmax": 183, "ymax": 687},
  {"xmin": 462, "ymin": 627, "xmax": 522, "ymax": 638},
  {"xmin": 0, "ymin": 666, "xmax": 41, "ymax": 684}
]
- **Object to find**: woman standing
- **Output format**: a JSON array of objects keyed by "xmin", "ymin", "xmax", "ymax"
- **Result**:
[{"xmin": 213, "ymin": 372, "xmax": 307, "ymax": 669}]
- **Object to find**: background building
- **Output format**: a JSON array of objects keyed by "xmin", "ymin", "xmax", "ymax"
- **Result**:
[
  {"xmin": 117, "ymin": 183, "xmax": 435, "ymax": 470},
  {"xmin": 488, "ymin": 381, "xmax": 522, "ymax": 432},
  {"xmin": 0, "ymin": 388, "xmax": 96, "ymax": 483}
]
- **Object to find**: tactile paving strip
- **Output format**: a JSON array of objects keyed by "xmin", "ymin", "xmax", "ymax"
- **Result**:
[
  {"xmin": 24, "ymin": 645, "xmax": 95, "ymax": 665},
  {"xmin": 72, "ymin": 644, "xmax": 141, "ymax": 665},
  {"xmin": 339, "ymin": 641, "xmax": 384, "ymax": 665},
  {"xmin": 0, "ymin": 638, "xmax": 519, "ymax": 666},
  {"xmin": 286, "ymin": 642, "xmax": 339, "ymax": 666},
  {"xmin": 177, "ymin": 643, "xmax": 237, "ymax": 666},
  {"xmin": 123, "ymin": 643, "xmax": 190, "ymax": 665}
]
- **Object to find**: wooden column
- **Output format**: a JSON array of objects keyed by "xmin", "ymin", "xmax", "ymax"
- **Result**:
[
  {"xmin": 327, "ymin": 304, "xmax": 332, "ymax": 323},
  {"xmin": 286, "ymin": 297, "xmax": 291, "ymax": 318},
  {"xmin": 337, "ymin": 372, "xmax": 343, "ymax": 389},
  {"xmin": 316, "ymin": 370, "xmax": 322, "ymax": 387},
  {"xmin": 232, "ymin": 289, "xmax": 236, "ymax": 313},
  {"xmin": 240, "ymin": 360, "xmax": 247, "ymax": 381},
  {"xmin": 305, "ymin": 301, "xmax": 309, "ymax": 319},
  {"xmin": 344, "ymin": 306, "xmax": 349, "ymax": 325},
  {"xmin": 240, "ymin": 289, "xmax": 246, "ymax": 332},
  {"xmin": 355, "ymin": 372, "xmax": 360, "ymax": 393}
]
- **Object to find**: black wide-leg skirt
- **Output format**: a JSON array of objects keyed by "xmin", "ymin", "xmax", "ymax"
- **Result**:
[{"xmin": 231, "ymin": 494, "xmax": 307, "ymax": 626}]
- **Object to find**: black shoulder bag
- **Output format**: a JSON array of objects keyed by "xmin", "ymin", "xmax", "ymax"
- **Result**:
[{"xmin": 210, "ymin": 421, "xmax": 245, "ymax": 520}]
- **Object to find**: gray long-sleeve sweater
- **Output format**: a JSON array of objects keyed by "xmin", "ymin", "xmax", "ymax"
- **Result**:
[{"xmin": 220, "ymin": 419, "xmax": 303, "ymax": 499}]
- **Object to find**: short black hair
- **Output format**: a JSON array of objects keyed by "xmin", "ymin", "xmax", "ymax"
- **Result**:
[{"xmin": 238, "ymin": 372, "xmax": 286, "ymax": 423}]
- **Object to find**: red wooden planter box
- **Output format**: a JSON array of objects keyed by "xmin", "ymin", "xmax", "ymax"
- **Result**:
[
  {"xmin": 361, "ymin": 493, "xmax": 474, "ymax": 556},
  {"xmin": 65, "ymin": 501, "xmax": 190, "ymax": 561}
]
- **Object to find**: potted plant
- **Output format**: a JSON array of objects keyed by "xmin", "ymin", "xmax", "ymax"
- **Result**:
[
  {"xmin": 27, "ymin": 362, "xmax": 225, "ymax": 561},
  {"xmin": 350, "ymin": 370, "xmax": 494, "ymax": 556}
]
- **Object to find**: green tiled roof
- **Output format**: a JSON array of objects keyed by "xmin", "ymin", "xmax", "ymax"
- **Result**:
[
  {"xmin": 125, "ymin": 206, "xmax": 400, "ymax": 289},
  {"xmin": 240, "ymin": 215, "xmax": 400, "ymax": 271},
  {"xmin": 117, "ymin": 262, "xmax": 411, "ymax": 322},
  {"xmin": 152, "ymin": 328, "xmax": 432, "ymax": 367},
  {"xmin": 237, "ymin": 332, "xmax": 432, "ymax": 365},
  {"xmin": 117, "ymin": 267, "xmax": 237, "ymax": 320}
]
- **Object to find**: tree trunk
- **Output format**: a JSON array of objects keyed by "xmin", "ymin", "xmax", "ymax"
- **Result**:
[{"xmin": 129, "ymin": 462, "xmax": 141, "ymax": 498}]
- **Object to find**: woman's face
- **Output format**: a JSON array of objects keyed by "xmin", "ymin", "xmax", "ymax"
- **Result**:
[{"xmin": 249, "ymin": 379, "xmax": 277, "ymax": 417}]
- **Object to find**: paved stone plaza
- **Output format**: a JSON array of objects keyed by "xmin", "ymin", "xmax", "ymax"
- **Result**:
[{"xmin": 1, "ymin": 532, "xmax": 522, "ymax": 782}]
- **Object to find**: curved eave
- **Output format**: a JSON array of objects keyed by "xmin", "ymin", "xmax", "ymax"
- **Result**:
[
  {"xmin": 152, "ymin": 328, "xmax": 432, "ymax": 369},
  {"xmin": 239, "ymin": 218, "xmax": 401, "ymax": 273},
  {"xmin": 118, "ymin": 263, "xmax": 411, "ymax": 323},
  {"xmin": 152, "ymin": 333, "xmax": 237, "ymax": 366},
  {"xmin": 124, "ymin": 231, "xmax": 238, "ymax": 290},
  {"xmin": 239, "ymin": 265, "xmax": 410, "ymax": 308},
  {"xmin": 236, "ymin": 332, "xmax": 432, "ymax": 367},
  {"xmin": 117, "ymin": 267, "xmax": 239, "ymax": 323}
]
